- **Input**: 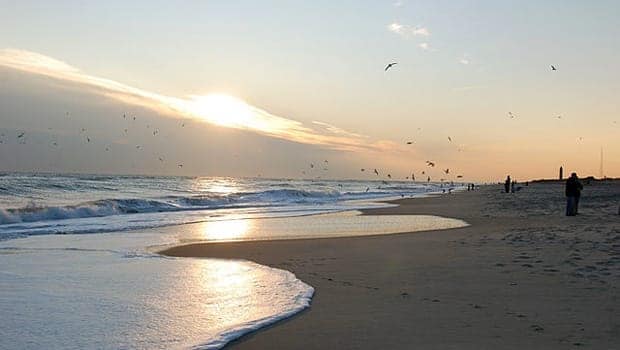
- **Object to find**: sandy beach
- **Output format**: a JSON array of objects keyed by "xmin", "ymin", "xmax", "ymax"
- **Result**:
[{"xmin": 161, "ymin": 181, "xmax": 620, "ymax": 349}]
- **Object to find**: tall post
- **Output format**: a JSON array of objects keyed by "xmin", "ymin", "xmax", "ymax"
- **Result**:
[{"xmin": 600, "ymin": 147, "xmax": 604, "ymax": 179}]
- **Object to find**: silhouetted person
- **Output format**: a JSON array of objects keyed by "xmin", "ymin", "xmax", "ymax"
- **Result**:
[
  {"xmin": 504, "ymin": 176, "xmax": 511, "ymax": 193},
  {"xmin": 511, "ymin": 180, "xmax": 516, "ymax": 193},
  {"xmin": 565, "ymin": 172, "xmax": 583, "ymax": 216}
]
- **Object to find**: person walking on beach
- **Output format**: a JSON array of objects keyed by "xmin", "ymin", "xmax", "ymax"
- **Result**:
[
  {"xmin": 504, "ymin": 175, "xmax": 511, "ymax": 193},
  {"xmin": 565, "ymin": 172, "xmax": 583, "ymax": 216}
]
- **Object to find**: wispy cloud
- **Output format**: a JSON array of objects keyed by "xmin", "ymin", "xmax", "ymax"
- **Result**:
[
  {"xmin": 387, "ymin": 22, "xmax": 430, "ymax": 38},
  {"xmin": 459, "ymin": 54, "xmax": 471, "ymax": 65},
  {"xmin": 0, "ymin": 48, "xmax": 401, "ymax": 153}
]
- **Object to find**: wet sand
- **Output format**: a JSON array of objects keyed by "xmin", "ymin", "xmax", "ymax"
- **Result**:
[{"xmin": 161, "ymin": 181, "xmax": 620, "ymax": 349}]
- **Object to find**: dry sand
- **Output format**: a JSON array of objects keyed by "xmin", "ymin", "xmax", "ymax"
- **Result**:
[{"xmin": 161, "ymin": 181, "xmax": 620, "ymax": 349}]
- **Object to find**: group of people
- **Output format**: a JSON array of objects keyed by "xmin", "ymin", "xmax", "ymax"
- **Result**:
[
  {"xmin": 503, "ymin": 176, "xmax": 521, "ymax": 193},
  {"xmin": 503, "ymin": 172, "xmax": 584, "ymax": 216}
]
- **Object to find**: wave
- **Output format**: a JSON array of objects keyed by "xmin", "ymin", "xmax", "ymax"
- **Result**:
[
  {"xmin": 195, "ymin": 266, "xmax": 314, "ymax": 350},
  {"xmin": 0, "ymin": 188, "xmax": 348, "ymax": 225}
]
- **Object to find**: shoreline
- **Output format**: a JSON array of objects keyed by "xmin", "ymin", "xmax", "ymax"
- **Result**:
[{"xmin": 161, "ymin": 182, "xmax": 619, "ymax": 349}]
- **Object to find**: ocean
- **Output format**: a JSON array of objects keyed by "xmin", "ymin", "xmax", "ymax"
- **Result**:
[{"xmin": 0, "ymin": 173, "xmax": 465, "ymax": 349}]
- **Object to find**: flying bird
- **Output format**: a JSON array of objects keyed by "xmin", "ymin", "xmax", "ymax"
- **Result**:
[
  {"xmin": 384, "ymin": 62, "xmax": 398, "ymax": 71},
  {"xmin": 426, "ymin": 161, "xmax": 435, "ymax": 167},
  {"xmin": 158, "ymin": 157, "xmax": 164, "ymax": 162},
  {"xmin": 387, "ymin": 174, "xmax": 391, "ymax": 179},
  {"xmin": 456, "ymin": 175, "xmax": 463, "ymax": 178},
  {"xmin": 448, "ymin": 136, "xmax": 452, "ymax": 142},
  {"xmin": 374, "ymin": 169, "xmax": 379, "ymax": 175},
  {"xmin": 551, "ymin": 65, "xmax": 557, "ymax": 71},
  {"xmin": 360, "ymin": 168, "xmax": 365, "ymax": 172},
  {"xmin": 411, "ymin": 173, "xmax": 415, "ymax": 181},
  {"xmin": 508, "ymin": 112, "xmax": 515, "ymax": 119},
  {"xmin": 178, "ymin": 164, "xmax": 183, "ymax": 168},
  {"xmin": 444, "ymin": 168, "xmax": 450, "ymax": 174},
  {"xmin": 17, "ymin": 132, "xmax": 25, "ymax": 138},
  {"xmin": 406, "ymin": 141, "xmax": 414, "ymax": 145}
]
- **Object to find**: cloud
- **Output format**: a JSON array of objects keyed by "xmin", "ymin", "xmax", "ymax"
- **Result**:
[
  {"xmin": 387, "ymin": 22, "xmax": 430, "ymax": 38},
  {"xmin": 418, "ymin": 42, "xmax": 430, "ymax": 50},
  {"xmin": 459, "ymin": 56, "xmax": 470, "ymax": 65},
  {"xmin": 0, "ymin": 48, "xmax": 401, "ymax": 154},
  {"xmin": 311, "ymin": 121, "xmax": 364, "ymax": 139}
]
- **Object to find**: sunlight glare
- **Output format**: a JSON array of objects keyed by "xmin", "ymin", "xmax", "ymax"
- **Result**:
[{"xmin": 187, "ymin": 94, "xmax": 255, "ymax": 129}]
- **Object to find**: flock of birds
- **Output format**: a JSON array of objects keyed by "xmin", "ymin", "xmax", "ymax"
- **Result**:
[
  {"xmin": 1, "ymin": 62, "xmax": 617, "ymax": 184},
  {"xmin": 1, "ymin": 113, "xmax": 189, "ymax": 169}
]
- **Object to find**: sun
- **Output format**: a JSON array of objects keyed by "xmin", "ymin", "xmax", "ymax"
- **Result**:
[{"xmin": 187, "ymin": 93, "xmax": 254, "ymax": 128}]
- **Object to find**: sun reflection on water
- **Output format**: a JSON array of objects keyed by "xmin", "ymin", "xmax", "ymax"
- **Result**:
[{"xmin": 199, "ymin": 219, "xmax": 252, "ymax": 241}]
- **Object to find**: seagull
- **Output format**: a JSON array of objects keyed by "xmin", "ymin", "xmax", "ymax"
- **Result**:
[
  {"xmin": 365, "ymin": 187, "xmax": 370, "ymax": 192},
  {"xmin": 456, "ymin": 175, "xmax": 463, "ymax": 178},
  {"xmin": 411, "ymin": 173, "xmax": 415, "ymax": 181},
  {"xmin": 360, "ymin": 168, "xmax": 365, "ymax": 172},
  {"xmin": 551, "ymin": 65, "xmax": 557, "ymax": 71},
  {"xmin": 556, "ymin": 115, "xmax": 562, "ymax": 119},
  {"xmin": 17, "ymin": 132, "xmax": 25, "ymax": 138},
  {"xmin": 158, "ymin": 157, "xmax": 164, "ymax": 162},
  {"xmin": 448, "ymin": 136, "xmax": 452, "ymax": 142},
  {"xmin": 508, "ymin": 112, "xmax": 515, "ymax": 119},
  {"xmin": 136, "ymin": 145, "xmax": 141, "ymax": 149},
  {"xmin": 86, "ymin": 137, "xmax": 90, "ymax": 143},
  {"xmin": 374, "ymin": 169, "xmax": 379, "ymax": 175},
  {"xmin": 422, "ymin": 171, "xmax": 425, "ymax": 175},
  {"xmin": 324, "ymin": 160, "xmax": 329, "ymax": 164},
  {"xmin": 406, "ymin": 141, "xmax": 414, "ymax": 145},
  {"xmin": 387, "ymin": 174, "xmax": 391, "ymax": 179},
  {"xmin": 444, "ymin": 168, "xmax": 450, "ymax": 174},
  {"xmin": 426, "ymin": 161, "xmax": 435, "ymax": 167},
  {"xmin": 384, "ymin": 62, "xmax": 398, "ymax": 71},
  {"xmin": 178, "ymin": 164, "xmax": 183, "ymax": 168}
]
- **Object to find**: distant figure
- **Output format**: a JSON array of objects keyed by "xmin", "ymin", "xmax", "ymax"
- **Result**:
[
  {"xmin": 511, "ymin": 180, "xmax": 516, "ymax": 193},
  {"xmin": 559, "ymin": 166, "xmax": 563, "ymax": 180},
  {"xmin": 504, "ymin": 176, "xmax": 511, "ymax": 193},
  {"xmin": 565, "ymin": 172, "xmax": 583, "ymax": 216},
  {"xmin": 467, "ymin": 184, "xmax": 471, "ymax": 191}
]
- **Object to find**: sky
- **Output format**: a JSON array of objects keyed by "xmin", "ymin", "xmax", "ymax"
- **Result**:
[{"xmin": 0, "ymin": 0, "xmax": 618, "ymax": 182}]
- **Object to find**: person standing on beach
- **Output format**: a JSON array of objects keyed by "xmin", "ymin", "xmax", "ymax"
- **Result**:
[
  {"xmin": 565, "ymin": 172, "xmax": 583, "ymax": 216},
  {"xmin": 504, "ymin": 176, "xmax": 511, "ymax": 193}
]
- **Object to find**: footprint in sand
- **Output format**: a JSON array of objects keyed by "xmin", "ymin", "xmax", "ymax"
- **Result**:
[{"xmin": 530, "ymin": 324, "xmax": 544, "ymax": 332}]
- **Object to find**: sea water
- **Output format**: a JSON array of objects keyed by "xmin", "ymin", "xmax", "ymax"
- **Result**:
[{"xmin": 0, "ymin": 174, "xmax": 465, "ymax": 349}]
